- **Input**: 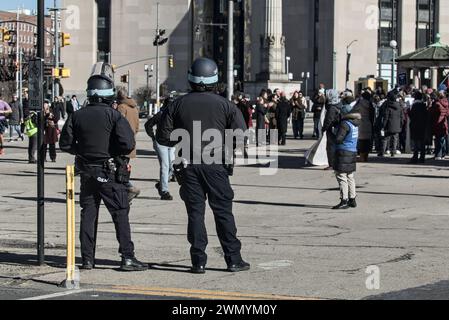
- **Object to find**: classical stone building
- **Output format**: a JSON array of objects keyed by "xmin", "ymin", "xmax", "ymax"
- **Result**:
[{"xmin": 58, "ymin": 0, "xmax": 449, "ymax": 98}]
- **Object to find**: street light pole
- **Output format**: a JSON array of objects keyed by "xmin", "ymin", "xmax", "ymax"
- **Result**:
[
  {"xmin": 37, "ymin": 0, "xmax": 45, "ymax": 266},
  {"xmin": 302, "ymin": 72, "xmax": 310, "ymax": 97},
  {"xmin": 390, "ymin": 40, "xmax": 398, "ymax": 89},
  {"xmin": 346, "ymin": 40, "xmax": 358, "ymax": 90},
  {"xmin": 145, "ymin": 64, "xmax": 149, "ymax": 91},
  {"xmin": 15, "ymin": 6, "xmax": 20, "ymax": 98},
  {"xmin": 156, "ymin": 2, "xmax": 160, "ymax": 109},
  {"xmin": 53, "ymin": 1, "xmax": 60, "ymax": 98},
  {"xmin": 333, "ymin": 51, "xmax": 337, "ymax": 89},
  {"xmin": 19, "ymin": 49, "xmax": 23, "ymax": 107},
  {"xmin": 227, "ymin": 0, "xmax": 234, "ymax": 101}
]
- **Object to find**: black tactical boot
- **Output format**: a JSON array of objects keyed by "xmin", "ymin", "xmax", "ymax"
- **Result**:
[
  {"xmin": 81, "ymin": 260, "xmax": 95, "ymax": 270},
  {"xmin": 161, "ymin": 192, "xmax": 173, "ymax": 201},
  {"xmin": 333, "ymin": 199, "xmax": 349, "ymax": 210},
  {"xmin": 227, "ymin": 261, "xmax": 251, "ymax": 273},
  {"xmin": 348, "ymin": 198, "xmax": 358, "ymax": 208},
  {"xmin": 191, "ymin": 265, "xmax": 206, "ymax": 274},
  {"xmin": 120, "ymin": 257, "xmax": 149, "ymax": 272}
]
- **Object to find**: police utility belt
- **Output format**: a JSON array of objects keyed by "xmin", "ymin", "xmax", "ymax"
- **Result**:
[
  {"xmin": 76, "ymin": 156, "xmax": 131, "ymax": 184},
  {"xmin": 173, "ymin": 159, "xmax": 234, "ymax": 186}
]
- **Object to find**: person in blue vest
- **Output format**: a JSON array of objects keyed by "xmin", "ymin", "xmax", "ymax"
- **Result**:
[{"xmin": 332, "ymin": 95, "xmax": 362, "ymax": 210}]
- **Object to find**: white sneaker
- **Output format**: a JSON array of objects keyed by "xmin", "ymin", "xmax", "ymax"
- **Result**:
[
  {"xmin": 395, "ymin": 150, "xmax": 402, "ymax": 155},
  {"xmin": 383, "ymin": 151, "xmax": 391, "ymax": 156}
]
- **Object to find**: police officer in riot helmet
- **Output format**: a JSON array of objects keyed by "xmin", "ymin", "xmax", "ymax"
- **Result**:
[
  {"xmin": 156, "ymin": 57, "xmax": 250, "ymax": 274},
  {"xmin": 60, "ymin": 62, "xmax": 148, "ymax": 272}
]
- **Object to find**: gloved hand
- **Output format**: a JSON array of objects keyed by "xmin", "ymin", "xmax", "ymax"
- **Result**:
[{"xmin": 225, "ymin": 164, "xmax": 234, "ymax": 177}]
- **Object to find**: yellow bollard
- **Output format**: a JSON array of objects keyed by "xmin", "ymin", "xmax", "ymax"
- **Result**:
[{"xmin": 61, "ymin": 165, "xmax": 78, "ymax": 289}]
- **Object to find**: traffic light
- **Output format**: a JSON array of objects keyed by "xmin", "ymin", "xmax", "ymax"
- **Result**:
[
  {"xmin": 121, "ymin": 74, "xmax": 129, "ymax": 83},
  {"xmin": 60, "ymin": 68, "xmax": 71, "ymax": 78},
  {"xmin": 1, "ymin": 28, "xmax": 13, "ymax": 43},
  {"xmin": 169, "ymin": 56, "xmax": 174, "ymax": 69},
  {"xmin": 51, "ymin": 67, "xmax": 71, "ymax": 78},
  {"xmin": 61, "ymin": 32, "xmax": 71, "ymax": 47}
]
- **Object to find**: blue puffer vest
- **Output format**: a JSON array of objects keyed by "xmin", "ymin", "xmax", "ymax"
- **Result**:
[{"xmin": 336, "ymin": 121, "xmax": 358, "ymax": 153}]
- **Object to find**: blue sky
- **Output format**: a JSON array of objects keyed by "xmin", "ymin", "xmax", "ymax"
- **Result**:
[{"xmin": 0, "ymin": 1, "xmax": 59, "ymax": 11}]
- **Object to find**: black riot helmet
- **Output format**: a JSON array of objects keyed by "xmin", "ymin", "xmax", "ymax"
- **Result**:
[
  {"xmin": 188, "ymin": 57, "xmax": 219, "ymax": 92},
  {"xmin": 86, "ymin": 62, "xmax": 116, "ymax": 103}
]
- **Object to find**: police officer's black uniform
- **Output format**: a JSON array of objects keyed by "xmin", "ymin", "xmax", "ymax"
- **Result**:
[
  {"xmin": 60, "ymin": 63, "xmax": 147, "ymax": 272},
  {"xmin": 156, "ymin": 58, "xmax": 250, "ymax": 274}
]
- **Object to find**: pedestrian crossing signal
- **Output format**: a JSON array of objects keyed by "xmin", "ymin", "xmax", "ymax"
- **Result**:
[{"xmin": 121, "ymin": 75, "xmax": 129, "ymax": 83}]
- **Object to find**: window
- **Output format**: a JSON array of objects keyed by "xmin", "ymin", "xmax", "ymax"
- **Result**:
[
  {"xmin": 96, "ymin": 0, "xmax": 111, "ymax": 62},
  {"xmin": 416, "ymin": 0, "xmax": 437, "ymax": 48},
  {"xmin": 378, "ymin": 0, "xmax": 400, "ymax": 63}
]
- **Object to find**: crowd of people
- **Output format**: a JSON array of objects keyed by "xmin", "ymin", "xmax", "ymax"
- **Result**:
[
  {"xmin": 228, "ymin": 83, "xmax": 449, "ymax": 210},
  {"xmin": 0, "ymin": 92, "xmax": 83, "ymax": 162},
  {"xmin": 230, "ymin": 82, "xmax": 449, "ymax": 165}
]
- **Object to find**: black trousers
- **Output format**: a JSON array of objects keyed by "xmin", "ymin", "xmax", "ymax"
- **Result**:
[
  {"xmin": 79, "ymin": 174, "xmax": 135, "ymax": 262},
  {"xmin": 326, "ymin": 131, "xmax": 335, "ymax": 168},
  {"xmin": 28, "ymin": 135, "xmax": 37, "ymax": 161},
  {"xmin": 292, "ymin": 118, "xmax": 305, "ymax": 138},
  {"xmin": 180, "ymin": 164, "xmax": 242, "ymax": 266},
  {"xmin": 44, "ymin": 144, "xmax": 56, "ymax": 161},
  {"xmin": 412, "ymin": 139, "xmax": 426, "ymax": 160}
]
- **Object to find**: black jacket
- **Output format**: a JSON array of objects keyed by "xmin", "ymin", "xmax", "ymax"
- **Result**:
[
  {"xmin": 333, "ymin": 113, "xmax": 362, "ymax": 174},
  {"xmin": 255, "ymin": 103, "xmax": 267, "ymax": 130},
  {"xmin": 237, "ymin": 100, "xmax": 251, "ymax": 129},
  {"xmin": 378, "ymin": 99, "xmax": 404, "ymax": 134},
  {"xmin": 409, "ymin": 101, "xmax": 428, "ymax": 140},
  {"xmin": 52, "ymin": 101, "xmax": 66, "ymax": 120},
  {"xmin": 60, "ymin": 103, "xmax": 135, "ymax": 161},
  {"xmin": 275, "ymin": 98, "xmax": 291, "ymax": 134},
  {"xmin": 156, "ymin": 91, "xmax": 246, "ymax": 163},
  {"xmin": 322, "ymin": 103, "xmax": 342, "ymax": 134},
  {"xmin": 312, "ymin": 95, "xmax": 325, "ymax": 119},
  {"xmin": 144, "ymin": 109, "xmax": 164, "ymax": 139},
  {"xmin": 9, "ymin": 100, "xmax": 23, "ymax": 125}
]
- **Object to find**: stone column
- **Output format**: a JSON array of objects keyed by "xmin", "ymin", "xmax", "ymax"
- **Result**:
[
  {"xmin": 257, "ymin": 0, "xmax": 288, "ymax": 81},
  {"xmin": 431, "ymin": 67, "xmax": 439, "ymax": 89},
  {"xmin": 413, "ymin": 68, "xmax": 421, "ymax": 89}
]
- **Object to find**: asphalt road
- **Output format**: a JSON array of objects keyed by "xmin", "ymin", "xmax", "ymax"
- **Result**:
[{"xmin": 1, "ymin": 118, "xmax": 449, "ymax": 300}]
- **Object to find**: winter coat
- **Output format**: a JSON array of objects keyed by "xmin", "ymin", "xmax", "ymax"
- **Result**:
[
  {"xmin": 312, "ymin": 95, "xmax": 325, "ymax": 119},
  {"xmin": 322, "ymin": 103, "xmax": 341, "ymax": 134},
  {"xmin": 430, "ymin": 98, "xmax": 449, "ymax": 138},
  {"xmin": 255, "ymin": 103, "xmax": 267, "ymax": 130},
  {"xmin": 409, "ymin": 100, "xmax": 428, "ymax": 141},
  {"xmin": 52, "ymin": 101, "xmax": 66, "ymax": 120},
  {"xmin": 66, "ymin": 99, "xmax": 80, "ymax": 115},
  {"xmin": 44, "ymin": 110, "xmax": 59, "ymax": 145},
  {"xmin": 333, "ymin": 113, "xmax": 361, "ymax": 174},
  {"xmin": 291, "ymin": 97, "xmax": 307, "ymax": 121},
  {"xmin": 353, "ymin": 98, "xmax": 375, "ymax": 141},
  {"xmin": 117, "ymin": 97, "xmax": 140, "ymax": 158},
  {"xmin": 379, "ymin": 99, "xmax": 403, "ymax": 134},
  {"xmin": 9, "ymin": 100, "xmax": 23, "ymax": 126},
  {"xmin": 268, "ymin": 102, "xmax": 277, "ymax": 129},
  {"xmin": 237, "ymin": 101, "xmax": 253, "ymax": 129},
  {"xmin": 275, "ymin": 98, "xmax": 291, "ymax": 134}
]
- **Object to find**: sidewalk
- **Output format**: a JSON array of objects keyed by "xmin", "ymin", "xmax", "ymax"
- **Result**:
[{"xmin": 1, "ymin": 119, "xmax": 449, "ymax": 300}]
